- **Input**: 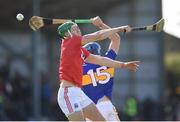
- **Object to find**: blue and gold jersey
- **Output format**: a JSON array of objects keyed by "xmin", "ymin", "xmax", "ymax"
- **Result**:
[{"xmin": 82, "ymin": 49, "xmax": 117, "ymax": 104}]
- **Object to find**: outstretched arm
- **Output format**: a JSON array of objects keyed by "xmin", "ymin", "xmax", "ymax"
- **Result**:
[
  {"xmin": 81, "ymin": 16, "xmax": 132, "ymax": 45},
  {"xmin": 94, "ymin": 17, "xmax": 120, "ymax": 54},
  {"xmin": 85, "ymin": 54, "xmax": 140, "ymax": 71}
]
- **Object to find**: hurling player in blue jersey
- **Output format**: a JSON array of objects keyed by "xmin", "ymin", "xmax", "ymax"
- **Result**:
[{"xmin": 82, "ymin": 18, "xmax": 139, "ymax": 121}]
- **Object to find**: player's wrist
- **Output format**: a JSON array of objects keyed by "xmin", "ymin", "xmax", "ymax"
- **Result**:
[
  {"xmin": 121, "ymin": 62, "xmax": 126, "ymax": 68},
  {"xmin": 97, "ymin": 23, "xmax": 105, "ymax": 28},
  {"xmin": 117, "ymin": 27, "xmax": 125, "ymax": 33}
]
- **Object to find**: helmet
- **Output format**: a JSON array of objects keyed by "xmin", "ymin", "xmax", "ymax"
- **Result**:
[
  {"xmin": 57, "ymin": 21, "xmax": 76, "ymax": 38},
  {"xmin": 83, "ymin": 42, "xmax": 101, "ymax": 55}
]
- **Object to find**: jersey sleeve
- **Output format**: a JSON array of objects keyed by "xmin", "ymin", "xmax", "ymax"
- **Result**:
[
  {"xmin": 81, "ymin": 47, "xmax": 90, "ymax": 59},
  {"xmin": 105, "ymin": 49, "xmax": 117, "ymax": 60}
]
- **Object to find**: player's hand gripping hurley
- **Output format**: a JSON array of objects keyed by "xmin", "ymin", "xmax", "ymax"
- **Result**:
[{"xmin": 29, "ymin": 16, "xmax": 164, "ymax": 32}]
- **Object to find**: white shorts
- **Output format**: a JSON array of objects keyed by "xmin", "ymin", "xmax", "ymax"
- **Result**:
[
  {"xmin": 96, "ymin": 100, "xmax": 120, "ymax": 121},
  {"xmin": 57, "ymin": 86, "xmax": 93, "ymax": 117}
]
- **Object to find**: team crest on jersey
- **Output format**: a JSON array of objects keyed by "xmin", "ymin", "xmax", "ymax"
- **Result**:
[
  {"xmin": 74, "ymin": 103, "xmax": 79, "ymax": 109},
  {"xmin": 81, "ymin": 51, "xmax": 85, "ymax": 60}
]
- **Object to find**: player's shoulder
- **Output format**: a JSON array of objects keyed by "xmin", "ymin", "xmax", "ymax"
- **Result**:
[
  {"xmin": 83, "ymin": 62, "xmax": 99, "ymax": 67},
  {"xmin": 105, "ymin": 49, "xmax": 117, "ymax": 57},
  {"xmin": 106, "ymin": 49, "xmax": 116, "ymax": 54}
]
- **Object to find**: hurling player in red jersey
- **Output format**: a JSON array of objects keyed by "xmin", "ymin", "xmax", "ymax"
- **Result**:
[{"xmin": 57, "ymin": 16, "xmax": 140, "ymax": 121}]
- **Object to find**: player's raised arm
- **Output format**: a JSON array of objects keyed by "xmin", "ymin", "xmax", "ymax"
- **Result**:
[
  {"xmin": 85, "ymin": 54, "xmax": 140, "ymax": 71},
  {"xmin": 81, "ymin": 16, "xmax": 132, "ymax": 45},
  {"xmin": 93, "ymin": 17, "xmax": 121, "ymax": 54}
]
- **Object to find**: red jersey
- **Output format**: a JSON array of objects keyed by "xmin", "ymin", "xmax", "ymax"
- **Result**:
[{"xmin": 59, "ymin": 35, "xmax": 90, "ymax": 87}]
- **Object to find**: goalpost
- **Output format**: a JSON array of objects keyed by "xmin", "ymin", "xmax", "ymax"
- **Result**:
[{"xmin": 162, "ymin": 0, "xmax": 180, "ymax": 38}]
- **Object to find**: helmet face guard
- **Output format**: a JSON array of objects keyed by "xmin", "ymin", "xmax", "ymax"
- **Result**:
[
  {"xmin": 57, "ymin": 22, "xmax": 76, "ymax": 38},
  {"xmin": 83, "ymin": 42, "xmax": 101, "ymax": 55}
]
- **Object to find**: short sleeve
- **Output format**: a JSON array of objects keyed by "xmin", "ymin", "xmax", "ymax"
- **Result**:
[
  {"xmin": 105, "ymin": 49, "xmax": 117, "ymax": 60},
  {"xmin": 81, "ymin": 47, "xmax": 90, "ymax": 59}
]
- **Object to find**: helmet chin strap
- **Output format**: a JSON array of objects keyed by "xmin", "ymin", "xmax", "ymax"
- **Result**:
[
  {"xmin": 67, "ymin": 30, "xmax": 73, "ymax": 38},
  {"xmin": 63, "ymin": 30, "xmax": 73, "ymax": 39}
]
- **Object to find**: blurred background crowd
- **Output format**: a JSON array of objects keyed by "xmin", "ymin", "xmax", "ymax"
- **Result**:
[{"xmin": 0, "ymin": 0, "xmax": 179, "ymax": 121}]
